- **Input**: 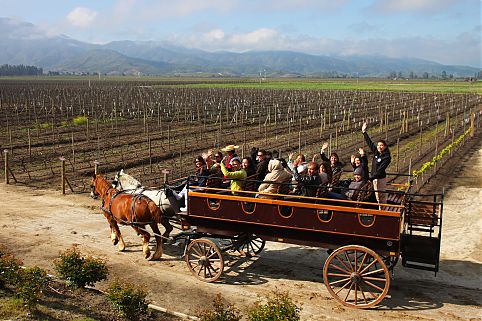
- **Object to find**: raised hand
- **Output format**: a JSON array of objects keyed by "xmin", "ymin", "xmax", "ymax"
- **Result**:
[
  {"xmin": 288, "ymin": 152, "xmax": 294, "ymax": 161},
  {"xmin": 358, "ymin": 147, "xmax": 365, "ymax": 155},
  {"xmin": 351, "ymin": 154, "xmax": 355, "ymax": 163},
  {"xmin": 321, "ymin": 142, "xmax": 328, "ymax": 152},
  {"xmin": 362, "ymin": 122, "xmax": 368, "ymax": 133}
]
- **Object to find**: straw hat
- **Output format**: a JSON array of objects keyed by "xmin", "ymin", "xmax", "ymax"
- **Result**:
[{"xmin": 222, "ymin": 144, "xmax": 239, "ymax": 152}]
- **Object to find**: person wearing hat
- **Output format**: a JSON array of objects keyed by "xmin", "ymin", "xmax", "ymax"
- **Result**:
[
  {"xmin": 361, "ymin": 122, "xmax": 391, "ymax": 205},
  {"xmin": 220, "ymin": 155, "xmax": 246, "ymax": 195},
  {"xmin": 326, "ymin": 167, "xmax": 367, "ymax": 201},
  {"xmin": 221, "ymin": 145, "xmax": 239, "ymax": 171}
]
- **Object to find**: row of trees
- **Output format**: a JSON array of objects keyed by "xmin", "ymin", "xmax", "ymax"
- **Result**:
[{"xmin": 0, "ymin": 64, "xmax": 43, "ymax": 76}]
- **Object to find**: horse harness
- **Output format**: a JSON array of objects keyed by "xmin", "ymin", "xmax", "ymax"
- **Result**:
[{"xmin": 100, "ymin": 188, "xmax": 154, "ymax": 226}]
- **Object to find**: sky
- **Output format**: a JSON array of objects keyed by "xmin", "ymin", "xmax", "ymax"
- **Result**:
[{"xmin": 1, "ymin": 0, "xmax": 481, "ymax": 67}]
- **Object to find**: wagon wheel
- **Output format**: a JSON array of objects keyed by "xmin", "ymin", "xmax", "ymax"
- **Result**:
[
  {"xmin": 237, "ymin": 234, "xmax": 265, "ymax": 257},
  {"xmin": 323, "ymin": 245, "xmax": 390, "ymax": 308},
  {"xmin": 185, "ymin": 238, "xmax": 224, "ymax": 282}
]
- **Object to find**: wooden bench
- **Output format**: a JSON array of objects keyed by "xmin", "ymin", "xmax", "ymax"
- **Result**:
[{"xmin": 407, "ymin": 202, "xmax": 439, "ymax": 226}]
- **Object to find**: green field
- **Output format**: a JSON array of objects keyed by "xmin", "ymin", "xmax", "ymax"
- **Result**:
[
  {"xmin": 1, "ymin": 76, "xmax": 481, "ymax": 93},
  {"xmin": 183, "ymin": 78, "xmax": 482, "ymax": 94}
]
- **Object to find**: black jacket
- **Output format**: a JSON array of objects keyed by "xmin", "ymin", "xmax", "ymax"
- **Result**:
[
  {"xmin": 363, "ymin": 132, "xmax": 391, "ymax": 180},
  {"xmin": 320, "ymin": 152, "xmax": 343, "ymax": 176},
  {"xmin": 256, "ymin": 159, "xmax": 269, "ymax": 181},
  {"xmin": 293, "ymin": 168, "xmax": 321, "ymax": 197}
]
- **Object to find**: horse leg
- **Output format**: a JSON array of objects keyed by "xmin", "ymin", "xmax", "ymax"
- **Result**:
[
  {"xmin": 132, "ymin": 226, "xmax": 151, "ymax": 259},
  {"xmin": 111, "ymin": 221, "xmax": 125, "ymax": 251},
  {"xmin": 110, "ymin": 227, "xmax": 118, "ymax": 245},
  {"xmin": 161, "ymin": 217, "xmax": 173, "ymax": 238},
  {"xmin": 149, "ymin": 223, "xmax": 163, "ymax": 260}
]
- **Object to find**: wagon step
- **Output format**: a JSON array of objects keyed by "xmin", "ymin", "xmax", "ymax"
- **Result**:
[{"xmin": 401, "ymin": 234, "xmax": 440, "ymax": 275}]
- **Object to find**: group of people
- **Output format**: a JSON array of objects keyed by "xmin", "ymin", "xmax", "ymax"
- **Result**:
[{"xmin": 176, "ymin": 121, "xmax": 392, "ymax": 209}]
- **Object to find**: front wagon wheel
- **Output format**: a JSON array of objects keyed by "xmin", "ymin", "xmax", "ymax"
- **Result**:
[
  {"xmin": 323, "ymin": 245, "xmax": 390, "ymax": 308},
  {"xmin": 185, "ymin": 238, "xmax": 224, "ymax": 282}
]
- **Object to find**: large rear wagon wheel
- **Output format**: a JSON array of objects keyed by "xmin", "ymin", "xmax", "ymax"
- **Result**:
[
  {"xmin": 323, "ymin": 245, "xmax": 390, "ymax": 308},
  {"xmin": 185, "ymin": 238, "xmax": 224, "ymax": 282}
]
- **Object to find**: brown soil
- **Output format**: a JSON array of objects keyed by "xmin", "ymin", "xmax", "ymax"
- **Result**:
[{"xmin": 0, "ymin": 147, "xmax": 481, "ymax": 320}]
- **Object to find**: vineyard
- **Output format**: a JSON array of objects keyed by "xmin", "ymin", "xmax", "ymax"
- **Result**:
[{"xmin": 0, "ymin": 79, "xmax": 481, "ymax": 193}]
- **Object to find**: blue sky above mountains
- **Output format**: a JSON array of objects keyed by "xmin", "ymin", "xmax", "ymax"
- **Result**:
[{"xmin": 1, "ymin": 0, "xmax": 480, "ymax": 67}]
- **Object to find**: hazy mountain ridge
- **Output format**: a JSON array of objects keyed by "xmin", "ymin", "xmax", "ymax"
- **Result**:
[{"xmin": 0, "ymin": 18, "xmax": 479, "ymax": 77}]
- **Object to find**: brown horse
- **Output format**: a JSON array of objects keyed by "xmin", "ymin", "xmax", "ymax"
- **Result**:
[{"xmin": 90, "ymin": 174, "xmax": 163, "ymax": 260}]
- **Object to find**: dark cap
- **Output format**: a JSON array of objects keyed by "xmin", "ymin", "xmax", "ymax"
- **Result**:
[{"xmin": 354, "ymin": 167, "xmax": 364, "ymax": 176}]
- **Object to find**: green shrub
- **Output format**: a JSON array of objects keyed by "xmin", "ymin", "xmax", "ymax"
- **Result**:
[
  {"xmin": 0, "ymin": 246, "xmax": 22, "ymax": 287},
  {"xmin": 247, "ymin": 291, "xmax": 301, "ymax": 321},
  {"xmin": 53, "ymin": 247, "xmax": 108, "ymax": 288},
  {"xmin": 106, "ymin": 279, "xmax": 148, "ymax": 320},
  {"xmin": 198, "ymin": 294, "xmax": 241, "ymax": 321},
  {"xmin": 15, "ymin": 266, "xmax": 49, "ymax": 311},
  {"xmin": 73, "ymin": 115, "xmax": 88, "ymax": 126}
]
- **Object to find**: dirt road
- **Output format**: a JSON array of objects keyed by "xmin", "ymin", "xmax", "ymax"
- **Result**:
[{"xmin": 0, "ymin": 149, "xmax": 480, "ymax": 321}]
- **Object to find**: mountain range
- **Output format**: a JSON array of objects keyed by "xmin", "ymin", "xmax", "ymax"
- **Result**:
[{"xmin": 1, "ymin": 17, "xmax": 479, "ymax": 77}]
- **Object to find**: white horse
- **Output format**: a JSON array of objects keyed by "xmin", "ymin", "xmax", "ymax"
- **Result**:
[{"xmin": 112, "ymin": 169, "xmax": 179, "ymax": 237}]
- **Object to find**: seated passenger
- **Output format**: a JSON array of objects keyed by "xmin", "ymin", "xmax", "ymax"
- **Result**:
[
  {"xmin": 287, "ymin": 152, "xmax": 307, "ymax": 172},
  {"xmin": 319, "ymin": 162, "xmax": 332, "ymax": 185},
  {"xmin": 257, "ymin": 159, "xmax": 292, "ymax": 199},
  {"xmin": 292, "ymin": 161, "xmax": 321, "ymax": 197},
  {"xmin": 319, "ymin": 142, "xmax": 344, "ymax": 177},
  {"xmin": 221, "ymin": 145, "xmax": 239, "ymax": 171},
  {"xmin": 174, "ymin": 156, "xmax": 211, "ymax": 211},
  {"xmin": 351, "ymin": 147, "xmax": 369, "ymax": 181},
  {"xmin": 242, "ymin": 156, "xmax": 256, "ymax": 177},
  {"xmin": 255, "ymin": 149, "xmax": 269, "ymax": 181},
  {"xmin": 220, "ymin": 155, "xmax": 247, "ymax": 195},
  {"xmin": 326, "ymin": 167, "xmax": 367, "ymax": 201},
  {"xmin": 204, "ymin": 149, "xmax": 223, "ymax": 175}
]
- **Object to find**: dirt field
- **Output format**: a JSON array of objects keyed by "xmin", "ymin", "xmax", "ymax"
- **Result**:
[{"xmin": 0, "ymin": 148, "xmax": 481, "ymax": 320}]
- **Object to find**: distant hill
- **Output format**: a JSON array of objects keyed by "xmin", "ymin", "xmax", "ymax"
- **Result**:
[{"xmin": 0, "ymin": 17, "xmax": 479, "ymax": 77}]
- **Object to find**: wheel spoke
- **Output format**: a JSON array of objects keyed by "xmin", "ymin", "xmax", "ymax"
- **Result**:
[
  {"xmin": 364, "ymin": 276, "xmax": 387, "ymax": 282},
  {"xmin": 357, "ymin": 252, "xmax": 368, "ymax": 273},
  {"xmin": 361, "ymin": 268, "xmax": 385, "ymax": 277},
  {"xmin": 354, "ymin": 250, "xmax": 358, "ymax": 272},
  {"xmin": 344, "ymin": 283, "xmax": 354, "ymax": 302},
  {"xmin": 329, "ymin": 277, "xmax": 351, "ymax": 286},
  {"xmin": 344, "ymin": 251, "xmax": 354, "ymax": 271},
  {"xmin": 328, "ymin": 272, "xmax": 351, "ymax": 278},
  {"xmin": 334, "ymin": 279, "xmax": 352, "ymax": 295},
  {"xmin": 207, "ymin": 251, "xmax": 218, "ymax": 259},
  {"xmin": 359, "ymin": 258, "xmax": 378, "ymax": 275},
  {"xmin": 191, "ymin": 244, "xmax": 203, "ymax": 258},
  {"xmin": 334, "ymin": 254, "xmax": 353, "ymax": 272},
  {"xmin": 329, "ymin": 263, "xmax": 351, "ymax": 275},
  {"xmin": 363, "ymin": 280, "xmax": 385, "ymax": 292},
  {"xmin": 358, "ymin": 284, "xmax": 368, "ymax": 305},
  {"xmin": 354, "ymin": 283, "xmax": 358, "ymax": 305}
]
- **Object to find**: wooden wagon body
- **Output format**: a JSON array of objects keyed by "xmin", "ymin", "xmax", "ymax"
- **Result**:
[{"xmin": 175, "ymin": 178, "xmax": 443, "ymax": 308}]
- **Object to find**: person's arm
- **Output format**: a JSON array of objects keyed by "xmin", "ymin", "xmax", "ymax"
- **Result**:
[
  {"xmin": 320, "ymin": 141, "xmax": 330, "ymax": 162},
  {"xmin": 220, "ymin": 162, "xmax": 246, "ymax": 179},
  {"xmin": 362, "ymin": 122, "xmax": 377, "ymax": 154}
]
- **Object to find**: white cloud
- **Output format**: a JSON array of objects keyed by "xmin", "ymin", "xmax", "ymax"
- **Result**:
[
  {"xmin": 371, "ymin": 0, "xmax": 459, "ymax": 14},
  {"xmin": 230, "ymin": 29, "xmax": 278, "ymax": 46},
  {"xmin": 67, "ymin": 7, "xmax": 98, "ymax": 28},
  {"xmin": 166, "ymin": 27, "xmax": 481, "ymax": 67}
]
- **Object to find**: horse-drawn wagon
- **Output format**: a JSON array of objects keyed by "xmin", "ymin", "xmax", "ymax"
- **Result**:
[
  {"xmin": 98, "ymin": 170, "xmax": 442, "ymax": 308},
  {"xmin": 173, "ymin": 177, "xmax": 443, "ymax": 308}
]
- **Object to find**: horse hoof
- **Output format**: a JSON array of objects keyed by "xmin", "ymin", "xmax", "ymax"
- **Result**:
[
  {"xmin": 118, "ymin": 243, "xmax": 125, "ymax": 251},
  {"xmin": 113, "ymin": 239, "xmax": 119, "ymax": 246},
  {"xmin": 144, "ymin": 251, "xmax": 151, "ymax": 259}
]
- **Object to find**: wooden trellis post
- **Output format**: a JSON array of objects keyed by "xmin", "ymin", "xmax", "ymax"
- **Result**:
[
  {"xmin": 4, "ymin": 150, "xmax": 9, "ymax": 184},
  {"xmin": 94, "ymin": 160, "xmax": 100, "ymax": 175}
]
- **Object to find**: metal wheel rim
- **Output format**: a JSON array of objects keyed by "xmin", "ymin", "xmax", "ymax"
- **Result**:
[
  {"xmin": 238, "ymin": 235, "xmax": 265, "ymax": 257},
  {"xmin": 185, "ymin": 238, "xmax": 224, "ymax": 282},
  {"xmin": 323, "ymin": 245, "xmax": 390, "ymax": 308}
]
